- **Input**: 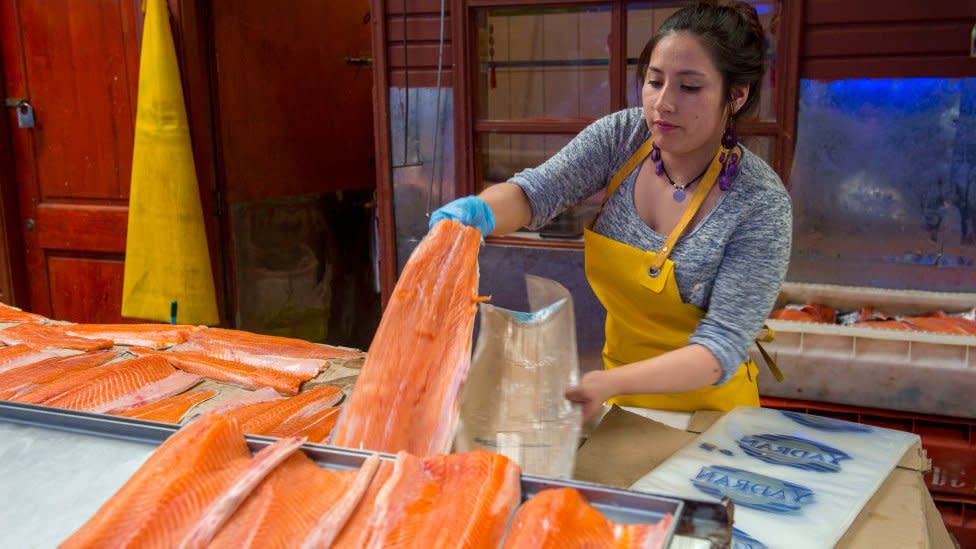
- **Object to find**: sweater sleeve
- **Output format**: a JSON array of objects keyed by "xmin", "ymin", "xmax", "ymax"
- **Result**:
[
  {"xmin": 687, "ymin": 185, "xmax": 793, "ymax": 384},
  {"xmin": 510, "ymin": 109, "xmax": 645, "ymax": 230}
]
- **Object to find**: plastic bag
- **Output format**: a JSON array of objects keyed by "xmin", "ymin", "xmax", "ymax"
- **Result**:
[{"xmin": 455, "ymin": 275, "xmax": 582, "ymax": 478}]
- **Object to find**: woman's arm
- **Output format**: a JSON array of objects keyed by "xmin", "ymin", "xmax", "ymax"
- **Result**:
[
  {"xmin": 478, "ymin": 183, "xmax": 532, "ymax": 236},
  {"xmin": 565, "ymin": 344, "xmax": 721, "ymax": 421}
]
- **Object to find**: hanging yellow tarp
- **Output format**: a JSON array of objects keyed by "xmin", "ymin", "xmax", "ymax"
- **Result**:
[{"xmin": 122, "ymin": 0, "xmax": 219, "ymax": 325}]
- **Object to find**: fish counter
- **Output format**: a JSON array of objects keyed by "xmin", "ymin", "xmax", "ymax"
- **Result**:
[{"xmin": 0, "ymin": 402, "xmax": 732, "ymax": 548}]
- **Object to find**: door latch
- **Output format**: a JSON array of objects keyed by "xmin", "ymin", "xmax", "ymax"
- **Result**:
[
  {"xmin": 4, "ymin": 98, "xmax": 35, "ymax": 128},
  {"xmin": 344, "ymin": 55, "xmax": 372, "ymax": 67},
  {"xmin": 16, "ymin": 101, "xmax": 35, "ymax": 128}
]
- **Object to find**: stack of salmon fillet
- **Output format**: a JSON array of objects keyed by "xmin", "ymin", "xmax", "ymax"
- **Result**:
[
  {"xmin": 7, "ymin": 221, "xmax": 676, "ymax": 547},
  {"xmin": 60, "ymin": 412, "xmax": 673, "ymax": 548},
  {"xmin": 0, "ymin": 302, "xmax": 362, "ymax": 441},
  {"xmin": 770, "ymin": 303, "xmax": 976, "ymax": 335}
]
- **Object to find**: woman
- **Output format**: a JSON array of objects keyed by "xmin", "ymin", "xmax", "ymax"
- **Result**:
[{"xmin": 430, "ymin": 1, "xmax": 791, "ymax": 421}]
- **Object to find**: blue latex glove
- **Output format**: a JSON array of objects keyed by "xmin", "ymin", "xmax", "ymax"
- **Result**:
[{"xmin": 428, "ymin": 195, "xmax": 495, "ymax": 236}]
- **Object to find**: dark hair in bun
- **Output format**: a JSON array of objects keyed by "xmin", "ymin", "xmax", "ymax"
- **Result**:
[{"xmin": 636, "ymin": 1, "xmax": 768, "ymax": 122}]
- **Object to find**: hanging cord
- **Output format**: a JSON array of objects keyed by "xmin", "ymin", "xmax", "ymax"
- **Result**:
[
  {"xmin": 426, "ymin": 0, "xmax": 447, "ymax": 219},
  {"xmin": 401, "ymin": 0, "xmax": 409, "ymax": 165}
]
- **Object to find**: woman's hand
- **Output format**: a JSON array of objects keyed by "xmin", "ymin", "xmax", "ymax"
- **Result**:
[
  {"xmin": 565, "ymin": 370, "xmax": 618, "ymax": 423},
  {"xmin": 428, "ymin": 196, "xmax": 495, "ymax": 236}
]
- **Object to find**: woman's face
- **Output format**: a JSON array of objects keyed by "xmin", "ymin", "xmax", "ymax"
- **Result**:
[{"xmin": 642, "ymin": 31, "xmax": 736, "ymax": 157}]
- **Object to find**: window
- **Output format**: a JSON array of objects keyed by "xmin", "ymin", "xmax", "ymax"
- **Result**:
[{"xmin": 454, "ymin": 0, "xmax": 800, "ymax": 241}]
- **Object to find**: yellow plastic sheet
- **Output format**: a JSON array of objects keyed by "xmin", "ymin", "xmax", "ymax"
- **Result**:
[{"xmin": 122, "ymin": 0, "xmax": 218, "ymax": 325}]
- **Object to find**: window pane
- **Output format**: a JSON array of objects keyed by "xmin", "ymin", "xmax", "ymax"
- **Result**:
[
  {"xmin": 625, "ymin": 0, "xmax": 778, "ymax": 122},
  {"xmin": 478, "ymin": 133, "xmax": 576, "ymax": 189},
  {"xmin": 740, "ymin": 134, "xmax": 775, "ymax": 166},
  {"xmin": 476, "ymin": 6, "xmax": 612, "ymax": 121}
]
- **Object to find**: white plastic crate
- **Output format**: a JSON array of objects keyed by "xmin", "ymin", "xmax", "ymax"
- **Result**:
[{"xmin": 752, "ymin": 283, "xmax": 976, "ymax": 419}]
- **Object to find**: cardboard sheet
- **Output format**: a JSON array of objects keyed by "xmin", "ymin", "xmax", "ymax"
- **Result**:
[{"xmin": 573, "ymin": 407, "xmax": 956, "ymax": 548}]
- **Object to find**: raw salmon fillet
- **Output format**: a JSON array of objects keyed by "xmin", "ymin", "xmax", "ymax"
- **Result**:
[
  {"xmin": 237, "ymin": 384, "xmax": 342, "ymax": 434},
  {"xmin": 59, "ymin": 413, "xmax": 303, "ymax": 548},
  {"xmin": 769, "ymin": 303, "xmax": 836, "ymax": 323},
  {"xmin": 0, "ymin": 351, "xmax": 118, "ymax": 400},
  {"xmin": 0, "ymin": 344, "xmax": 57, "ymax": 374},
  {"xmin": 0, "ymin": 323, "xmax": 114, "ymax": 351},
  {"xmin": 203, "ymin": 387, "xmax": 284, "ymax": 416},
  {"xmin": 332, "ymin": 220, "xmax": 483, "ymax": 455},
  {"xmin": 266, "ymin": 405, "xmax": 341, "ymax": 443},
  {"xmin": 118, "ymin": 388, "xmax": 216, "ymax": 423},
  {"xmin": 181, "ymin": 327, "xmax": 364, "ymax": 377},
  {"xmin": 212, "ymin": 385, "xmax": 343, "ymax": 441},
  {"xmin": 330, "ymin": 459, "xmax": 395, "ymax": 549},
  {"xmin": 0, "ymin": 302, "xmax": 47, "ymax": 323},
  {"xmin": 335, "ymin": 449, "xmax": 521, "ymax": 549},
  {"xmin": 88, "ymin": 370, "xmax": 203, "ymax": 414},
  {"xmin": 62, "ymin": 323, "xmax": 194, "ymax": 349},
  {"xmin": 903, "ymin": 313, "xmax": 976, "ymax": 335},
  {"xmin": 146, "ymin": 349, "xmax": 307, "ymax": 395},
  {"xmin": 210, "ymin": 453, "xmax": 377, "ymax": 549},
  {"xmin": 502, "ymin": 488, "xmax": 672, "ymax": 549},
  {"xmin": 17, "ymin": 355, "xmax": 195, "ymax": 413}
]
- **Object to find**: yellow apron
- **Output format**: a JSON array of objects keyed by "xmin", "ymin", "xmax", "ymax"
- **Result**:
[{"xmin": 583, "ymin": 137, "xmax": 760, "ymax": 412}]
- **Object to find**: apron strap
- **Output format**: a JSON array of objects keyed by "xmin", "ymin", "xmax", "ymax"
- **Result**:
[
  {"xmin": 590, "ymin": 138, "xmax": 656, "ymax": 229},
  {"xmin": 649, "ymin": 147, "xmax": 726, "ymax": 271},
  {"xmin": 589, "ymin": 136, "xmax": 729, "ymax": 272},
  {"xmin": 755, "ymin": 323, "xmax": 785, "ymax": 381}
]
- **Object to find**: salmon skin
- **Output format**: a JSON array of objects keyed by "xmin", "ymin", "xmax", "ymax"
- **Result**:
[
  {"xmin": 59, "ymin": 413, "xmax": 303, "ymax": 548},
  {"xmin": 332, "ymin": 220, "xmax": 484, "ymax": 455},
  {"xmin": 62, "ymin": 323, "xmax": 195, "ymax": 349},
  {"xmin": 118, "ymin": 388, "xmax": 216, "ymax": 423},
  {"xmin": 0, "ymin": 351, "xmax": 118, "ymax": 400},
  {"xmin": 502, "ymin": 488, "xmax": 673, "ymax": 549},
  {"xmin": 0, "ymin": 323, "xmax": 114, "ymax": 351}
]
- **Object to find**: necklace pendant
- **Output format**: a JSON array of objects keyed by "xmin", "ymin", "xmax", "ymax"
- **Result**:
[{"xmin": 672, "ymin": 188, "xmax": 686, "ymax": 202}]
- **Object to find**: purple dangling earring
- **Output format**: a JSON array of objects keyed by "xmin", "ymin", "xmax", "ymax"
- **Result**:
[
  {"xmin": 721, "ymin": 124, "xmax": 737, "ymax": 150},
  {"xmin": 718, "ymin": 123, "xmax": 739, "ymax": 192},
  {"xmin": 650, "ymin": 142, "xmax": 664, "ymax": 176}
]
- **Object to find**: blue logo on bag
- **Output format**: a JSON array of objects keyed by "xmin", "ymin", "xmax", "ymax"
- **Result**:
[
  {"xmin": 781, "ymin": 411, "xmax": 873, "ymax": 433},
  {"xmin": 732, "ymin": 527, "xmax": 768, "ymax": 549},
  {"xmin": 691, "ymin": 465, "xmax": 815, "ymax": 514},
  {"xmin": 738, "ymin": 433, "xmax": 851, "ymax": 473}
]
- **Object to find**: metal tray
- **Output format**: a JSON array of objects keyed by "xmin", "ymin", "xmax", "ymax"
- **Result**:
[{"xmin": 0, "ymin": 402, "xmax": 732, "ymax": 548}]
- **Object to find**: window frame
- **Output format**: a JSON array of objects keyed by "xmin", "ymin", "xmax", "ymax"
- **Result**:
[{"xmin": 452, "ymin": 0, "xmax": 803, "ymax": 248}]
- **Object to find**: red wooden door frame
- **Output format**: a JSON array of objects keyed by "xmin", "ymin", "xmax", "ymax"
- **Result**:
[{"xmin": 0, "ymin": 69, "xmax": 29, "ymax": 308}]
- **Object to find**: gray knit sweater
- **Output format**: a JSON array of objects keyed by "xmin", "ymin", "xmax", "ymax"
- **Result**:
[{"xmin": 511, "ymin": 108, "xmax": 792, "ymax": 384}]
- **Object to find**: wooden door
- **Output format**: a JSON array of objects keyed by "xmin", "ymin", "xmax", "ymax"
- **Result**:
[
  {"xmin": 0, "ymin": 1, "xmax": 140, "ymax": 322},
  {"xmin": 209, "ymin": 0, "xmax": 377, "ymax": 338},
  {"xmin": 211, "ymin": 0, "xmax": 375, "ymax": 204}
]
